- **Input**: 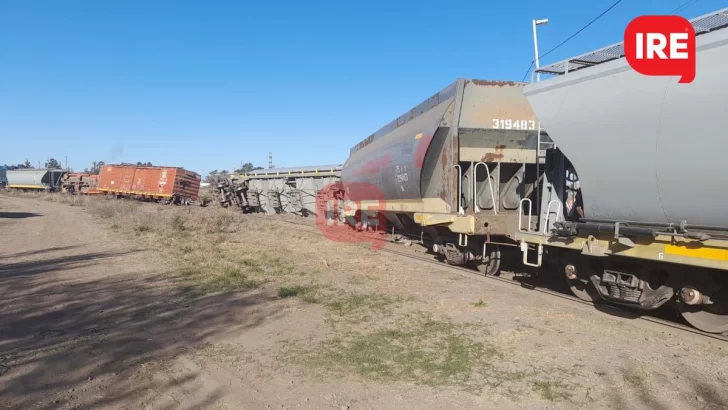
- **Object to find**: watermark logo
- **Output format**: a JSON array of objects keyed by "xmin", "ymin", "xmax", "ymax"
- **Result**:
[
  {"xmin": 624, "ymin": 15, "xmax": 696, "ymax": 83},
  {"xmin": 314, "ymin": 182, "xmax": 388, "ymax": 251}
]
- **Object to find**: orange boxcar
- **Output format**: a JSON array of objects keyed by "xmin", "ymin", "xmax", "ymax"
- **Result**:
[{"xmin": 97, "ymin": 164, "xmax": 201, "ymax": 204}]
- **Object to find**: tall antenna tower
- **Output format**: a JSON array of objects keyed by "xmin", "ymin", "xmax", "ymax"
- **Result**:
[{"xmin": 268, "ymin": 152, "xmax": 274, "ymax": 169}]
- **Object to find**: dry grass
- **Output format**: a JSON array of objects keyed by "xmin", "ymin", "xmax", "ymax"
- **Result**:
[{"xmin": 14, "ymin": 192, "xmax": 314, "ymax": 294}]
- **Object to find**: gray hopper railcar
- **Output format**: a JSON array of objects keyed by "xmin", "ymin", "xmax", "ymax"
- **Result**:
[
  {"xmin": 341, "ymin": 78, "xmax": 551, "ymax": 275},
  {"xmin": 6, "ymin": 168, "xmax": 67, "ymax": 192},
  {"xmin": 517, "ymin": 7, "xmax": 728, "ymax": 333},
  {"xmin": 217, "ymin": 164, "xmax": 343, "ymax": 216}
]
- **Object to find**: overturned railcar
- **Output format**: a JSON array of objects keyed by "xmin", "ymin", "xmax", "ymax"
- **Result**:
[
  {"xmin": 342, "ymin": 79, "xmax": 551, "ymax": 274},
  {"xmin": 219, "ymin": 165, "xmax": 342, "ymax": 216},
  {"xmin": 97, "ymin": 164, "xmax": 200, "ymax": 204},
  {"xmin": 519, "ymin": 8, "xmax": 728, "ymax": 333},
  {"xmin": 61, "ymin": 173, "xmax": 99, "ymax": 195}
]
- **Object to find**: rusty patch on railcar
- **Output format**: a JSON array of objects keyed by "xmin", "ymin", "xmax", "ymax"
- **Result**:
[
  {"xmin": 440, "ymin": 146, "xmax": 448, "ymax": 168},
  {"xmin": 438, "ymin": 140, "xmax": 453, "ymax": 206},
  {"xmin": 450, "ymin": 139, "xmax": 459, "ymax": 209},
  {"xmin": 468, "ymin": 79, "xmax": 519, "ymax": 87},
  {"xmin": 481, "ymin": 145, "xmax": 507, "ymax": 162}
]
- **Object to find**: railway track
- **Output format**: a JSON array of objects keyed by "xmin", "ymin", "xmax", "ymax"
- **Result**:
[{"xmin": 246, "ymin": 212, "xmax": 728, "ymax": 344}]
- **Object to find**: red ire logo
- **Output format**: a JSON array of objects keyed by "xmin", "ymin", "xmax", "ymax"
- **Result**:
[{"xmin": 624, "ymin": 15, "xmax": 696, "ymax": 83}]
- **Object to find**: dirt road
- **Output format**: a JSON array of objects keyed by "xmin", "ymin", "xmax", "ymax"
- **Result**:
[
  {"xmin": 2, "ymin": 194, "xmax": 728, "ymax": 410},
  {"xmin": 0, "ymin": 195, "xmax": 282, "ymax": 409}
]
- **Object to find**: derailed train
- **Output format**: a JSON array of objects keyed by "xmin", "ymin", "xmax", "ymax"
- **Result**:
[
  {"xmin": 217, "ymin": 165, "xmax": 343, "ymax": 215},
  {"xmin": 220, "ymin": 8, "xmax": 728, "ymax": 333}
]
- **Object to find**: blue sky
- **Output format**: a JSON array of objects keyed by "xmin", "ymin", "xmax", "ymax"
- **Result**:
[{"xmin": 1, "ymin": 0, "xmax": 723, "ymax": 175}]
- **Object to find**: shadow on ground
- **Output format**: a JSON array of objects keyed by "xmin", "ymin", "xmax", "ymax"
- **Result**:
[
  {"xmin": 0, "ymin": 245, "xmax": 82, "ymax": 259},
  {"xmin": 0, "ymin": 212, "xmax": 42, "ymax": 219},
  {"xmin": 601, "ymin": 362, "xmax": 728, "ymax": 409},
  {"xmin": 0, "ymin": 250, "xmax": 283, "ymax": 410}
]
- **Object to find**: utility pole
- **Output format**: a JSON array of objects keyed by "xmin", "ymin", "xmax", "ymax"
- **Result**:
[{"xmin": 268, "ymin": 152, "xmax": 274, "ymax": 169}]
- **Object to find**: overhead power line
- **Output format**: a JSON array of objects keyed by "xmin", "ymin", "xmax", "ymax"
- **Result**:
[
  {"xmin": 521, "ymin": 0, "xmax": 624, "ymax": 82},
  {"xmin": 670, "ymin": 0, "xmax": 702, "ymax": 15}
]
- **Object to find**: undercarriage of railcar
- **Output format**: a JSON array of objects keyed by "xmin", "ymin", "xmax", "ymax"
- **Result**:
[
  {"xmin": 217, "ymin": 165, "xmax": 343, "ymax": 216},
  {"xmin": 422, "ymin": 157, "xmax": 546, "ymax": 275},
  {"xmin": 516, "ymin": 148, "xmax": 728, "ymax": 334}
]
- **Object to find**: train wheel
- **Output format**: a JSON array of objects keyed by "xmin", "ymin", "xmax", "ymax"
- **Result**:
[
  {"xmin": 676, "ymin": 276, "xmax": 728, "ymax": 334},
  {"xmin": 564, "ymin": 261, "xmax": 600, "ymax": 303},
  {"xmin": 568, "ymin": 276, "xmax": 600, "ymax": 303},
  {"xmin": 475, "ymin": 245, "xmax": 501, "ymax": 276},
  {"xmin": 677, "ymin": 300, "xmax": 728, "ymax": 334}
]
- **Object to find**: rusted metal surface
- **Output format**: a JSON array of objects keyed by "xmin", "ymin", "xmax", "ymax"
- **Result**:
[
  {"xmin": 468, "ymin": 79, "xmax": 518, "ymax": 87},
  {"xmin": 445, "ymin": 81, "xmax": 464, "ymax": 210},
  {"xmin": 97, "ymin": 164, "xmax": 201, "ymax": 201},
  {"xmin": 61, "ymin": 173, "xmax": 98, "ymax": 195},
  {"xmin": 481, "ymin": 145, "xmax": 507, "ymax": 163}
]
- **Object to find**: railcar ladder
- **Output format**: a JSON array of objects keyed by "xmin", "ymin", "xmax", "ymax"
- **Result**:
[{"xmin": 517, "ymin": 122, "xmax": 551, "ymax": 268}]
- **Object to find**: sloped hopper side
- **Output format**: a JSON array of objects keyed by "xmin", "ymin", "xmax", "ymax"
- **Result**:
[
  {"xmin": 523, "ymin": 28, "xmax": 728, "ymax": 228},
  {"xmin": 342, "ymin": 81, "xmax": 458, "ymax": 204},
  {"xmin": 7, "ymin": 170, "xmax": 51, "ymax": 187}
]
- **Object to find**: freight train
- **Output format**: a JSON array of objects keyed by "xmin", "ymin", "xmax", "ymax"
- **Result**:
[{"xmin": 220, "ymin": 8, "xmax": 728, "ymax": 333}]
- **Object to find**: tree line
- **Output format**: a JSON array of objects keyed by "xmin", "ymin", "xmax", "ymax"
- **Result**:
[{"xmin": 1, "ymin": 159, "xmax": 153, "ymax": 174}]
